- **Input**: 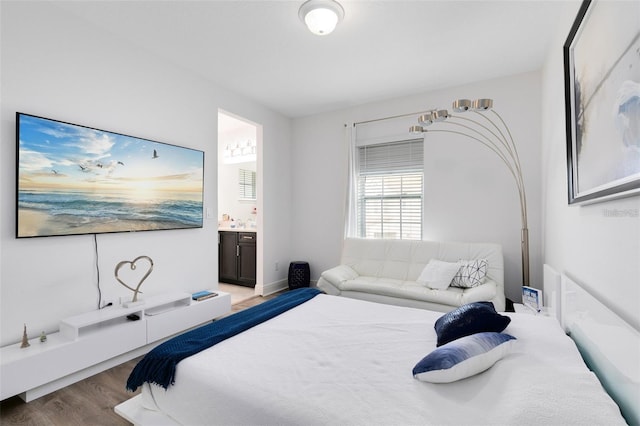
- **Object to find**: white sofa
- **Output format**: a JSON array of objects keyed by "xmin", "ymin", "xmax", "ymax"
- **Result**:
[{"xmin": 317, "ymin": 238, "xmax": 505, "ymax": 312}]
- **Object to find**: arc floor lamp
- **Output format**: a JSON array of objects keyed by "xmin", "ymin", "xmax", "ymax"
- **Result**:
[{"xmin": 409, "ymin": 99, "xmax": 530, "ymax": 288}]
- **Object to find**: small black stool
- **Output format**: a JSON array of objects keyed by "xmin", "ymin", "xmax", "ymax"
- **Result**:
[{"xmin": 288, "ymin": 261, "xmax": 310, "ymax": 290}]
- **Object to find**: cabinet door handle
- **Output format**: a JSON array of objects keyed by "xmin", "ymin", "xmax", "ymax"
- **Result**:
[
  {"xmin": 236, "ymin": 245, "xmax": 240, "ymax": 257},
  {"xmin": 242, "ymin": 236, "xmax": 254, "ymax": 240}
]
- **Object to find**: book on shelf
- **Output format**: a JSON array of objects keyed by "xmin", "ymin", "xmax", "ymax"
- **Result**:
[{"xmin": 192, "ymin": 290, "xmax": 218, "ymax": 301}]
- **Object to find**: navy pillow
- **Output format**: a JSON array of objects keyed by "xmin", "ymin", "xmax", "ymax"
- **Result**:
[{"xmin": 434, "ymin": 301, "xmax": 511, "ymax": 347}]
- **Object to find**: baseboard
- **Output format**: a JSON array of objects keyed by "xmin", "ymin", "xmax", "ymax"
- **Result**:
[
  {"xmin": 260, "ymin": 279, "xmax": 319, "ymax": 296},
  {"xmin": 261, "ymin": 279, "xmax": 287, "ymax": 296}
]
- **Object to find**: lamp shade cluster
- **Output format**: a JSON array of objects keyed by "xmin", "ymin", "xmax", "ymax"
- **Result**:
[{"xmin": 409, "ymin": 99, "xmax": 494, "ymax": 133}]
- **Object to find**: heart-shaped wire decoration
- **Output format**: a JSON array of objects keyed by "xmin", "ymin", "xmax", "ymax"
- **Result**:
[{"xmin": 114, "ymin": 255, "xmax": 154, "ymax": 303}]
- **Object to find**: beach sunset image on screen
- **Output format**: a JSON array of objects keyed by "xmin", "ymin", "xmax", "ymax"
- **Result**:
[{"xmin": 16, "ymin": 113, "xmax": 204, "ymax": 238}]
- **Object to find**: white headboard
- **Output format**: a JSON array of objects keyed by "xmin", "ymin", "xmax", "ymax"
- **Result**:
[
  {"xmin": 543, "ymin": 264, "xmax": 562, "ymax": 320},
  {"xmin": 554, "ymin": 270, "xmax": 640, "ymax": 425}
]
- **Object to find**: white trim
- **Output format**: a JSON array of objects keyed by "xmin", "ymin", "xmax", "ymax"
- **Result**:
[{"xmin": 261, "ymin": 279, "xmax": 288, "ymax": 296}]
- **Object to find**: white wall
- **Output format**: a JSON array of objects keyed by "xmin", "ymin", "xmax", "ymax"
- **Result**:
[
  {"xmin": 291, "ymin": 71, "xmax": 542, "ymax": 303},
  {"xmin": 218, "ymin": 123, "xmax": 257, "ymax": 224},
  {"xmin": 0, "ymin": 1, "xmax": 291, "ymax": 346},
  {"xmin": 541, "ymin": 3, "xmax": 640, "ymax": 329}
]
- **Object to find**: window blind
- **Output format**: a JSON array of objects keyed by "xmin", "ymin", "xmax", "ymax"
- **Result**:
[
  {"xmin": 358, "ymin": 139, "xmax": 424, "ymax": 175},
  {"xmin": 356, "ymin": 139, "xmax": 423, "ymax": 240},
  {"xmin": 239, "ymin": 169, "xmax": 256, "ymax": 200}
]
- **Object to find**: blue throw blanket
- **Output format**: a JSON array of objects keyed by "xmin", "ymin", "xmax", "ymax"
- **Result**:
[{"xmin": 127, "ymin": 287, "xmax": 322, "ymax": 391}]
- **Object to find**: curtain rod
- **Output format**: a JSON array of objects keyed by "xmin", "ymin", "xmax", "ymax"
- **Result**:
[{"xmin": 351, "ymin": 109, "xmax": 432, "ymax": 127}]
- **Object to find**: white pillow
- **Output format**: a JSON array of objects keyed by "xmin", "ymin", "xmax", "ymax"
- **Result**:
[
  {"xmin": 417, "ymin": 259, "xmax": 461, "ymax": 289},
  {"xmin": 450, "ymin": 259, "xmax": 488, "ymax": 288},
  {"xmin": 412, "ymin": 332, "xmax": 516, "ymax": 383}
]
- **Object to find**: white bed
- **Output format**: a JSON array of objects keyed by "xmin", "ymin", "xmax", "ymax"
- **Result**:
[{"xmin": 117, "ymin": 288, "xmax": 630, "ymax": 425}]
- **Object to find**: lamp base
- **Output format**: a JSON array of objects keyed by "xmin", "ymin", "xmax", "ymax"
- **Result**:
[
  {"xmin": 123, "ymin": 300, "xmax": 144, "ymax": 308},
  {"xmin": 521, "ymin": 227, "xmax": 530, "ymax": 288}
]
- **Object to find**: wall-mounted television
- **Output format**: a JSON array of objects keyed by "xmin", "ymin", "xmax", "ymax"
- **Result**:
[{"xmin": 16, "ymin": 112, "xmax": 205, "ymax": 238}]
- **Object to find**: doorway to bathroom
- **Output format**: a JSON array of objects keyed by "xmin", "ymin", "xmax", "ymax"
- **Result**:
[{"xmin": 217, "ymin": 110, "xmax": 262, "ymax": 300}]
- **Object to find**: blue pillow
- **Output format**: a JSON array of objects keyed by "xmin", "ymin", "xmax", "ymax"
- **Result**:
[
  {"xmin": 413, "ymin": 332, "xmax": 516, "ymax": 383},
  {"xmin": 434, "ymin": 301, "xmax": 511, "ymax": 346}
]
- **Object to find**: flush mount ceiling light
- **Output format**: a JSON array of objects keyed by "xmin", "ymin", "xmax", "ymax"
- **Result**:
[{"xmin": 299, "ymin": 0, "xmax": 344, "ymax": 36}]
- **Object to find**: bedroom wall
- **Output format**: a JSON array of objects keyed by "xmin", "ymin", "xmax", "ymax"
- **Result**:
[
  {"xmin": 290, "ymin": 71, "xmax": 542, "ymax": 303},
  {"xmin": 0, "ymin": 1, "xmax": 291, "ymax": 346},
  {"xmin": 540, "ymin": 3, "xmax": 640, "ymax": 329}
]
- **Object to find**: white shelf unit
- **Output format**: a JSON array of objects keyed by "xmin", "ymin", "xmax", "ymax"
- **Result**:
[{"xmin": 0, "ymin": 291, "xmax": 230, "ymax": 402}]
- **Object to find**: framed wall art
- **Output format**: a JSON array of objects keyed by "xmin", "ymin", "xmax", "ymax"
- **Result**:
[{"xmin": 564, "ymin": 0, "xmax": 640, "ymax": 204}]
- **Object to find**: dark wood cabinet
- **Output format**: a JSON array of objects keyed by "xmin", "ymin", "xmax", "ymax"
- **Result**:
[
  {"xmin": 219, "ymin": 231, "xmax": 239, "ymax": 283},
  {"xmin": 219, "ymin": 231, "xmax": 256, "ymax": 287},
  {"xmin": 237, "ymin": 233, "xmax": 257, "ymax": 285}
]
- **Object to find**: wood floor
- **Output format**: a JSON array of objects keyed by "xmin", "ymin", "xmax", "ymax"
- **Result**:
[
  {"xmin": 0, "ymin": 293, "xmax": 278, "ymax": 426},
  {"xmin": 0, "ymin": 358, "xmax": 140, "ymax": 426}
]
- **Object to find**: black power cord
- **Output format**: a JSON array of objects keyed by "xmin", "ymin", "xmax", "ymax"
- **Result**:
[{"xmin": 94, "ymin": 234, "xmax": 105, "ymax": 309}]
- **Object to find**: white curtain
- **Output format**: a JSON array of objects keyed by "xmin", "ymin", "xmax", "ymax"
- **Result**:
[{"xmin": 344, "ymin": 123, "xmax": 357, "ymax": 238}]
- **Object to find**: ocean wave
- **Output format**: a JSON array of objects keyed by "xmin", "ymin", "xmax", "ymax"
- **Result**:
[{"xmin": 18, "ymin": 191, "xmax": 203, "ymax": 227}]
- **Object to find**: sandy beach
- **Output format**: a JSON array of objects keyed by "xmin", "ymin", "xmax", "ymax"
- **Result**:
[
  {"xmin": 18, "ymin": 209, "xmax": 57, "ymax": 238},
  {"xmin": 18, "ymin": 208, "xmax": 197, "ymax": 237}
]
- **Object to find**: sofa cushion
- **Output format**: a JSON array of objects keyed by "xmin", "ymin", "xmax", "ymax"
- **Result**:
[
  {"xmin": 451, "ymin": 259, "xmax": 488, "ymax": 288},
  {"xmin": 320, "ymin": 264, "xmax": 359, "ymax": 287},
  {"xmin": 338, "ymin": 276, "xmax": 498, "ymax": 309},
  {"xmin": 417, "ymin": 259, "xmax": 461, "ymax": 289},
  {"xmin": 434, "ymin": 301, "xmax": 511, "ymax": 346}
]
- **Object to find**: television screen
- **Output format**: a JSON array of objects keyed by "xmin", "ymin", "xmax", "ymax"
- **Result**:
[{"xmin": 16, "ymin": 112, "xmax": 204, "ymax": 238}]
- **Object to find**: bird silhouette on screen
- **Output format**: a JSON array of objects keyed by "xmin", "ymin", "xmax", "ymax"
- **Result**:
[
  {"xmin": 117, "ymin": 161, "xmax": 125, "ymax": 166},
  {"xmin": 152, "ymin": 149, "xmax": 159, "ymax": 159}
]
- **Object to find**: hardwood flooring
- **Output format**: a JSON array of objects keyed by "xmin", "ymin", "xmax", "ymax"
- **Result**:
[
  {"xmin": 218, "ymin": 283, "xmax": 257, "ymax": 305},
  {"xmin": 0, "ymin": 291, "xmax": 281, "ymax": 426},
  {"xmin": 0, "ymin": 358, "xmax": 140, "ymax": 426}
]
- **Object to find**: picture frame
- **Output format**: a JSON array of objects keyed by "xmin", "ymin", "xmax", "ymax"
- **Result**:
[
  {"xmin": 563, "ymin": 0, "xmax": 640, "ymax": 205},
  {"xmin": 522, "ymin": 286, "xmax": 542, "ymax": 313}
]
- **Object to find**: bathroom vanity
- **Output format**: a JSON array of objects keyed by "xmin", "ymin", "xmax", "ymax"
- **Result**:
[{"xmin": 218, "ymin": 230, "xmax": 256, "ymax": 287}]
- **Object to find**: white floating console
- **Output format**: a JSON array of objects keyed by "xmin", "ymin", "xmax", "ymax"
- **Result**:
[{"xmin": 0, "ymin": 291, "xmax": 230, "ymax": 402}]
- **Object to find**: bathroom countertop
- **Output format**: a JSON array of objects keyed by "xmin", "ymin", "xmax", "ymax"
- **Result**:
[{"xmin": 218, "ymin": 227, "xmax": 257, "ymax": 232}]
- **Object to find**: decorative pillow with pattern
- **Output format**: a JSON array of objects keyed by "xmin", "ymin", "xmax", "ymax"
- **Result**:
[
  {"xmin": 451, "ymin": 259, "xmax": 488, "ymax": 288},
  {"xmin": 412, "ymin": 332, "xmax": 516, "ymax": 383}
]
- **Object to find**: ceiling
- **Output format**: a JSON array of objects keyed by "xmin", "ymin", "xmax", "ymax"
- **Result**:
[{"xmin": 56, "ymin": 0, "xmax": 580, "ymax": 118}]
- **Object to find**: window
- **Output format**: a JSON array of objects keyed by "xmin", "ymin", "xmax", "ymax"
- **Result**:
[
  {"xmin": 239, "ymin": 169, "xmax": 256, "ymax": 200},
  {"xmin": 356, "ymin": 139, "xmax": 423, "ymax": 240}
]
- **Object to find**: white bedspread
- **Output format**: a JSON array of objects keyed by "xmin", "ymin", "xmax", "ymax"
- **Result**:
[{"xmin": 142, "ymin": 294, "xmax": 625, "ymax": 425}]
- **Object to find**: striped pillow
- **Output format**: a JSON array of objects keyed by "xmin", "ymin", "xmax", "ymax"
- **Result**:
[{"xmin": 413, "ymin": 332, "xmax": 516, "ymax": 383}]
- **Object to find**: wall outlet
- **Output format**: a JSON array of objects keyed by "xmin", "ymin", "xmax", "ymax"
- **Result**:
[{"xmin": 275, "ymin": 262, "xmax": 279, "ymax": 271}]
